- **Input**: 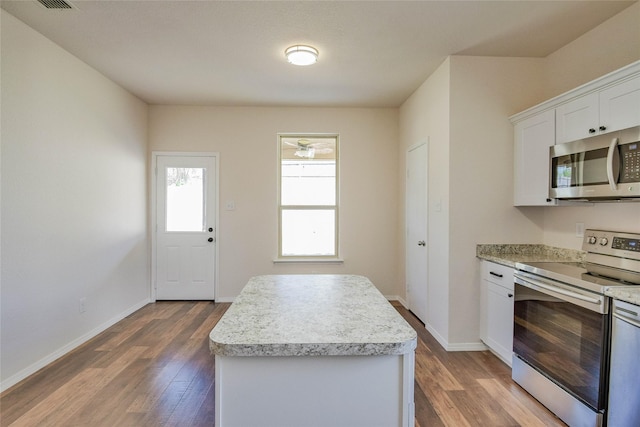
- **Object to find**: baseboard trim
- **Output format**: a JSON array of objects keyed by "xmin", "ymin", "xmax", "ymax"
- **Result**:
[
  {"xmin": 0, "ymin": 298, "xmax": 151, "ymax": 393},
  {"xmin": 447, "ymin": 342, "xmax": 489, "ymax": 352},
  {"xmin": 425, "ymin": 323, "xmax": 488, "ymax": 352},
  {"xmin": 384, "ymin": 294, "xmax": 406, "ymax": 304}
]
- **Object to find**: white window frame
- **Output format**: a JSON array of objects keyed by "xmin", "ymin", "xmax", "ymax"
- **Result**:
[{"xmin": 276, "ymin": 133, "xmax": 341, "ymax": 263}]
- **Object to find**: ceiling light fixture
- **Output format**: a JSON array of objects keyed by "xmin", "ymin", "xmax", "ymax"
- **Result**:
[{"xmin": 285, "ymin": 45, "xmax": 319, "ymax": 66}]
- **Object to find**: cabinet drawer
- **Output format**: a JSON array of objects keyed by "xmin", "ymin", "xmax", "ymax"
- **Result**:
[{"xmin": 481, "ymin": 261, "xmax": 514, "ymax": 291}]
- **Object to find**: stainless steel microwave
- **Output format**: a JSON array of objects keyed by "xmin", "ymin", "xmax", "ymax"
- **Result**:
[{"xmin": 550, "ymin": 126, "xmax": 640, "ymax": 200}]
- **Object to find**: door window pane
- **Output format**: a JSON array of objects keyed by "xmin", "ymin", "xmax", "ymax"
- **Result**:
[{"xmin": 166, "ymin": 167, "xmax": 205, "ymax": 232}]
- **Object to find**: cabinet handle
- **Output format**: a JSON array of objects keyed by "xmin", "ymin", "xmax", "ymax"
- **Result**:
[
  {"xmin": 599, "ymin": 125, "xmax": 607, "ymax": 131},
  {"xmin": 589, "ymin": 128, "xmax": 596, "ymax": 134},
  {"xmin": 508, "ymin": 293, "xmax": 513, "ymax": 298},
  {"xmin": 489, "ymin": 272, "xmax": 503, "ymax": 278}
]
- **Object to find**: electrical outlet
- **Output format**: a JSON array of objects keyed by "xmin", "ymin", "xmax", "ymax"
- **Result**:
[
  {"xmin": 79, "ymin": 297, "xmax": 86, "ymax": 314},
  {"xmin": 576, "ymin": 222, "xmax": 585, "ymax": 238}
]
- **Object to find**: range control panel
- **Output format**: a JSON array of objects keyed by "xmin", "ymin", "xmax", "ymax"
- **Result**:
[
  {"xmin": 583, "ymin": 229, "xmax": 640, "ymax": 261},
  {"xmin": 612, "ymin": 237, "xmax": 640, "ymax": 252}
]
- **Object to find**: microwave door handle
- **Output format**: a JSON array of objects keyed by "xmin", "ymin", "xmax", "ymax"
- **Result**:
[{"xmin": 607, "ymin": 137, "xmax": 620, "ymax": 190}]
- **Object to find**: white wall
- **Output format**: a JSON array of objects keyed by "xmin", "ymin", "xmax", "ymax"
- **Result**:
[
  {"xmin": 397, "ymin": 2, "xmax": 640, "ymax": 348},
  {"xmin": 448, "ymin": 56, "xmax": 551, "ymax": 345},
  {"xmin": 0, "ymin": 11, "xmax": 149, "ymax": 390},
  {"xmin": 399, "ymin": 57, "xmax": 550, "ymax": 347},
  {"xmin": 398, "ymin": 60, "xmax": 451, "ymax": 343},
  {"xmin": 149, "ymin": 106, "xmax": 399, "ymax": 300},
  {"xmin": 543, "ymin": 2, "xmax": 640, "ymax": 99},
  {"xmin": 540, "ymin": 1, "xmax": 640, "ymax": 247}
]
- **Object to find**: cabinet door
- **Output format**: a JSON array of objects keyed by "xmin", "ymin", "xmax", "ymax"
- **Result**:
[
  {"xmin": 555, "ymin": 92, "xmax": 599, "ymax": 144},
  {"xmin": 485, "ymin": 281, "xmax": 514, "ymax": 366},
  {"xmin": 599, "ymin": 75, "xmax": 640, "ymax": 134},
  {"xmin": 513, "ymin": 110, "xmax": 556, "ymax": 206}
]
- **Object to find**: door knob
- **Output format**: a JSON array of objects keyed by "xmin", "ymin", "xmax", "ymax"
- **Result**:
[
  {"xmin": 418, "ymin": 240, "xmax": 426, "ymax": 246},
  {"xmin": 208, "ymin": 237, "xmax": 214, "ymax": 242}
]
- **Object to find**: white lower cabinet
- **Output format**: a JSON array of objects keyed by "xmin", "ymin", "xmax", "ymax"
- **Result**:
[{"xmin": 480, "ymin": 261, "xmax": 514, "ymax": 366}]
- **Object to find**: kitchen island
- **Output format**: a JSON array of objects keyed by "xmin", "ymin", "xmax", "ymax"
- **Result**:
[{"xmin": 209, "ymin": 274, "xmax": 417, "ymax": 427}]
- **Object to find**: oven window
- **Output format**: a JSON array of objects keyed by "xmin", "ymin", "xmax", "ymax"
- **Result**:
[{"xmin": 513, "ymin": 284, "xmax": 608, "ymax": 410}]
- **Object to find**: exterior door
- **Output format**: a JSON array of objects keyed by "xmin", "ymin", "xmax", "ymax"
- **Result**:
[
  {"xmin": 406, "ymin": 142, "xmax": 428, "ymax": 323},
  {"xmin": 155, "ymin": 155, "xmax": 217, "ymax": 300}
]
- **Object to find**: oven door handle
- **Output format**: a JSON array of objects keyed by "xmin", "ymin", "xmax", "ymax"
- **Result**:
[
  {"xmin": 614, "ymin": 311, "xmax": 640, "ymax": 328},
  {"xmin": 514, "ymin": 274, "xmax": 602, "ymax": 306},
  {"xmin": 613, "ymin": 303, "xmax": 640, "ymax": 327}
]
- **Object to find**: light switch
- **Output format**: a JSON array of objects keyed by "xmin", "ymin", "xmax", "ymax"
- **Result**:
[
  {"xmin": 225, "ymin": 201, "xmax": 236, "ymax": 211},
  {"xmin": 576, "ymin": 222, "xmax": 585, "ymax": 238}
]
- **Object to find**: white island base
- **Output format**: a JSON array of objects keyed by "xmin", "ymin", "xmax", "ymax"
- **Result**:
[
  {"xmin": 215, "ymin": 353, "xmax": 415, "ymax": 427},
  {"xmin": 210, "ymin": 275, "xmax": 417, "ymax": 427}
]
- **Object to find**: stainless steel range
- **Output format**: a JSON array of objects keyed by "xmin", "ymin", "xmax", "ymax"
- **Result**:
[{"xmin": 513, "ymin": 229, "xmax": 640, "ymax": 427}]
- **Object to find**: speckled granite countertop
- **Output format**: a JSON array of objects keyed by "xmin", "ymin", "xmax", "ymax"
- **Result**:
[
  {"xmin": 478, "ymin": 244, "xmax": 640, "ymax": 304},
  {"xmin": 477, "ymin": 244, "xmax": 585, "ymax": 268},
  {"xmin": 605, "ymin": 287, "xmax": 640, "ymax": 306},
  {"xmin": 209, "ymin": 274, "xmax": 417, "ymax": 357}
]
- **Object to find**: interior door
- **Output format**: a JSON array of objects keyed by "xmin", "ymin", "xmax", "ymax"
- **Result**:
[
  {"xmin": 406, "ymin": 142, "xmax": 428, "ymax": 323},
  {"xmin": 155, "ymin": 155, "xmax": 217, "ymax": 300}
]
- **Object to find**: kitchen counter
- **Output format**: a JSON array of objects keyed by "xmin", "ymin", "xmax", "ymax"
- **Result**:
[
  {"xmin": 605, "ymin": 287, "xmax": 640, "ymax": 306},
  {"xmin": 209, "ymin": 274, "xmax": 417, "ymax": 427},
  {"xmin": 477, "ymin": 244, "xmax": 585, "ymax": 268},
  {"xmin": 479, "ymin": 244, "xmax": 640, "ymax": 306},
  {"xmin": 210, "ymin": 274, "xmax": 416, "ymax": 357}
]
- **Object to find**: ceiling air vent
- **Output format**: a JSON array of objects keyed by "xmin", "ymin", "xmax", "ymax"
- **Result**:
[{"xmin": 36, "ymin": 0, "xmax": 74, "ymax": 9}]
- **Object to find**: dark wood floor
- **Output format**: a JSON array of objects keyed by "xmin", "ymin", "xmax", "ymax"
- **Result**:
[{"xmin": 0, "ymin": 301, "xmax": 566, "ymax": 426}]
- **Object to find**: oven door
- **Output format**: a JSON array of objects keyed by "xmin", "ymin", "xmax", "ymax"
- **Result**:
[{"xmin": 513, "ymin": 273, "xmax": 609, "ymax": 411}]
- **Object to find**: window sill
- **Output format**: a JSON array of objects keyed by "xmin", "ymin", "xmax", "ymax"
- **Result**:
[{"xmin": 273, "ymin": 258, "xmax": 344, "ymax": 264}]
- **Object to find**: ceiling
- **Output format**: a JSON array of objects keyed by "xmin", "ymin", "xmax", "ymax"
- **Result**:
[{"xmin": 1, "ymin": 0, "xmax": 636, "ymax": 107}]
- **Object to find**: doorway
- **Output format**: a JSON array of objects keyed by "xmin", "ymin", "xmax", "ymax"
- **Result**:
[
  {"xmin": 152, "ymin": 153, "xmax": 218, "ymax": 300},
  {"xmin": 406, "ymin": 141, "xmax": 428, "ymax": 323}
]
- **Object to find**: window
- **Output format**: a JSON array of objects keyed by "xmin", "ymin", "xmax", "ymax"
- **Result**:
[{"xmin": 278, "ymin": 135, "xmax": 338, "ymax": 259}]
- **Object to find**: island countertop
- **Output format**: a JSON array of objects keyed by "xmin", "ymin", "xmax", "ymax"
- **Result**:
[{"xmin": 209, "ymin": 274, "xmax": 417, "ymax": 357}]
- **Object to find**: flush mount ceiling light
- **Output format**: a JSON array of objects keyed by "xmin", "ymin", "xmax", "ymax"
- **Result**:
[{"xmin": 285, "ymin": 45, "xmax": 319, "ymax": 66}]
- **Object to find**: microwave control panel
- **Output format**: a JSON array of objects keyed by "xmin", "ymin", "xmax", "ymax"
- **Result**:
[{"xmin": 621, "ymin": 142, "xmax": 640, "ymax": 183}]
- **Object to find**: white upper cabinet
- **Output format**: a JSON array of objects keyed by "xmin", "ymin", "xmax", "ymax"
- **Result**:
[
  {"xmin": 556, "ymin": 75, "xmax": 640, "ymax": 144},
  {"xmin": 511, "ymin": 61, "xmax": 640, "ymax": 206},
  {"xmin": 599, "ymin": 75, "xmax": 640, "ymax": 135},
  {"xmin": 514, "ymin": 110, "xmax": 556, "ymax": 206},
  {"xmin": 555, "ymin": 92, "xmax": 599, "ymax": 143}
]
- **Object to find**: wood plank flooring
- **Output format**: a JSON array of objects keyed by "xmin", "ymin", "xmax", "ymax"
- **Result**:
[{"xmin": 0, "ymin": 301, "xmax": 566, "ymax": 426}]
